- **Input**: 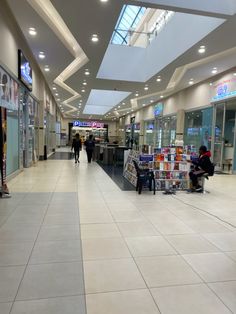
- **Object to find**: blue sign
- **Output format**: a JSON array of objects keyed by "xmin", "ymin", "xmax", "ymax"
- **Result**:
[
  {"xmin": 154, "ymin": 103, "xmax": 163, "ymax": 116},
  {"xmin": 139, "ymin": 154, "xmax": 153, "ymax": 162}
]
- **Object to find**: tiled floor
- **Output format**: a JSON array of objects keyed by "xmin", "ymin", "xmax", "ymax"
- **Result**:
[{"xmin": 1, "ymin": 148, "xmax": 236, "ymax": 313}]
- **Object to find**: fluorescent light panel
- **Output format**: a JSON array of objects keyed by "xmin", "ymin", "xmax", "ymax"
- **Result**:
[{"xmin": 83, "ymin": 89, "xmax": 131, "ymax": 114}]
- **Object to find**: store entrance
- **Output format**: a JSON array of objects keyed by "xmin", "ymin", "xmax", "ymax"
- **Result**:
[{"xmin": 212, "ymin": 101, "xmax": 236, "ymax": 173}]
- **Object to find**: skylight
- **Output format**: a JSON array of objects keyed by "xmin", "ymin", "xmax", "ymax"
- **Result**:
[{"xmin": 111, "ymin": 5, "xmax": 146, "ymax": 45}]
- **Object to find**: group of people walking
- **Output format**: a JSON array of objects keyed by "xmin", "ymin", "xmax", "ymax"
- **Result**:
[{"xmin": 71, "ymin": 133, "xmax": 95, "ymax": 163}]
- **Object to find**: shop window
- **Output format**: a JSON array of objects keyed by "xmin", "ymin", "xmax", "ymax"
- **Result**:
[{"xmin": 184, "ymin": 107, "xmax": 213, "ymax": 150}]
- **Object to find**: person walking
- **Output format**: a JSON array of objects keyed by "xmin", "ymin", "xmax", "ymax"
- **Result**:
[
  {"xmin": 84, "ymin": 134, "xmax": 95, "ymax": 163},
  {"xmin": 71, "ymin": 133, "xmax": 82, "ymax": 163}
]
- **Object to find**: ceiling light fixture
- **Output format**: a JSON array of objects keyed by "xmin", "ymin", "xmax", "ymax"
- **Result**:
[
  {"xmin": 55, "ymin": 93, "xmax": 59, "ymax": 96},
  {"xmin": 81, "ymin": 89, "xmax": 85, "ymax": 93},
  {"xmin": 212, "ymin": 67, "xmax": 217, "ymax": 74},
  {"xmin": 156, "ymin": 76, "xmax": 161, "ymax": 82},
  {"xmin": 189, "ymin": 79, "xmax": 194, "ymax": 85},
  {"xmin": 44, "ymin": 66, "xmax": 50, "ymax": 72},
  {"xmin": 122, "ymin": 102, "xmax": 125, "ymax": 105},
  {"xmin": 142, "ymin": 104, "xmax": 146, "ymax": 106},
  {"xmin": 150, "ymin": 100, "xmax": 154, "ymax": 103},
  {"xmin": 38, "ymin": 51, "xmax": 45, "ymax": 59},
  {"xmin": 233, "ymin": 73, "xmax": 236, "ymax": 76},
  {"xmin": 100, "ymin": 0, "xmax": 109, "ymax": 2},
  {"xmin": 198, "ymin": 45, "xmax": 206, "ymax": 54},
  {"xmin": 160, "ymin": 95, "xmax": 164, "ymax": 98},
  {"xmin": 52, "ymin": 86, "xmax": 57, "ymax": 90},
  {"xmin": 91, "ymin": 34, "xmax": 99, "ymax": 42},
  {"xmin": 135, "ymin": 92, "xmax": 139, "ymax": 97},
  {"xmin": 209, "ymin": 82, "xmax": 213, "ymax": 86},
  {"xmin": 85, "ymin": 69, "xmax": 90, "ymax": 75},
  {"xmin": 144, "ymin": 85, "xmax": 149, "ymax": 91},
  {"xmin": 83, "ymin": 81, "xmax": 87, "ymax": 85},
  {"xmin": 29, "ymin": 27, "xmax": 37, "ymax": 36},
  {"xmin": 118, "ymin": 105, "xmax": 121, "ymax": 108}
]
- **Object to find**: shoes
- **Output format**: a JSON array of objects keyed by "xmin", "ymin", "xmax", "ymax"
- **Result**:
[
  {"xmin": 75, "ymin": 160, "xmax": 77, "ymax": 163},
  {"xmin": 195, "ymin": 186, "xmax": 203, "ymax": 192},
  {"xmin": 77, "ymin": 160, "xmax": 80, "ymax": 163}
]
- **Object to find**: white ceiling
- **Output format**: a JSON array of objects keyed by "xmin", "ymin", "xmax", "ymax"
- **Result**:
[{"xmin": 6, "ymin": 0, "xmax": 236, "ymax": 121}]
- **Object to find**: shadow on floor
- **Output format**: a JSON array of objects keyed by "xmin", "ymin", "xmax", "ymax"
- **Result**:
[
  {"xmin": 48, "ymin": 152, "xmax": 74, "ymax": 160},
  {"xmin": 97, "ymin": 162, "xmax": 135, "ymax": 191}
]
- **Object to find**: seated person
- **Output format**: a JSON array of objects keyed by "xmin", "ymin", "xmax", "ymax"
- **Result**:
[{"xmin": 189, "ymin": 145, "xmax": 214, "ymax": 192}]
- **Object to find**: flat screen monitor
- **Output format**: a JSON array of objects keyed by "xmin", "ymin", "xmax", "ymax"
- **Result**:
[{"xmin": 18, "ymin": 50, "xmax": 32, "ymax": 91}]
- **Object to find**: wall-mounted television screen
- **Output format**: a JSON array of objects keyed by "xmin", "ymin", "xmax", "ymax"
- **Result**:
[{"xmin": 18, "ymin": 49, "xmax": 32, "ymax": 91}]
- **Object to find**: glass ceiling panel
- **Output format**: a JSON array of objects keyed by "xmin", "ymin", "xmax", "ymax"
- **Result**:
[{"xmin": 111, "ymin": 5, "xmax": 146, "ymax": 45}]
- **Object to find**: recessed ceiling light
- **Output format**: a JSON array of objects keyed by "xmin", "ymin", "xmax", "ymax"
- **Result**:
[
  {"xmin": 100, "ymin": 0, "xmax": 108, "ymax": 2},
  {"xmin": 160, "ymin": 95, "xmax": 164, "ymax": 98},
  {"xmin": 142, "ymin": 104, "xmax": 146, "ymax": 106},
  {"xmin": 122, "ymin": 102, "xmax": 125, "ymax": 105},
  {"xmin": 57, "ymin": 98, "xmax": 60, "ymax": 101},
  {"xmin": 150, "ymin": 100, "xmax": 154, "ymax": 103},
  {"xmin": 52, "ymin": 86, "xmax": 56, "ymax": 90},
  {"xmin": 85, "ymin": 69, "xmax": 90, "ymax": 75},
  {"xmin": 135, "ymin": 92, "xmax": 139, "ymax": 97},
  {"xmin": 91, "ymin": 34, "xmax": 99, "ymax": 42},
  {"xmin": 212, "ymin": 67, "xmax": 217, "ymax": 74},
  {"xmin": 118, "ymin": 105, "xmax": 121, "ymax": 108},
  {"xmin": 233, "ymin": 73, "xmax": 236, "ymax": 76},
  {"xmin": 83, "ymin": 81, "xmax": 87, "ymax": 85},
  {"xmin": 156, "ymin": 76, "xmax": 161, "ymax": 82},
  {"xmin": 29, "ymin": 27, "xmax": 37, "ymax": 36},
  {"xmin": 189, "ymin": 79, "xmax": 194, "ymax": 85},
  {"xmin": 144, "ymin": 85, "xmax": 149, "ymax": 91},
  {"xmin": 55, "ymin": 93, "xmax": 59, "ymax": 96},
  {"xmin": 81, "ymin": 89, "xmax": 85, "ymax": 93},
  {"xmin": 198, "ymin": 45, "xmax": 206, "ymax": 54},
  {"xmin": 38, "ymin": 51, "xmax": 45, "ymax": 59},
  {"xmin": 44, "ymin": 66, "xmax": 50, "ymax": 72}
]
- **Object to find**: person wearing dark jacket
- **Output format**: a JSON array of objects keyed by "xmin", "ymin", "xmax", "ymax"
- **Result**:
[
  {"xmin": 189, "ymin": 145, "xmax": 214, "ymax": 191},
  {"xmin": 84, "ymin": 134, "xmax": 95, "ymax": 163},
  {"xmin": 71, "ymin": 133, "xmax": 82, "ymax": 163}
]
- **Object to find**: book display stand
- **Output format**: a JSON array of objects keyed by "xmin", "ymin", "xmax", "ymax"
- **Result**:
[{"xmin": 123, "ymin": 146, "xmax": 197, "ymax": 192}]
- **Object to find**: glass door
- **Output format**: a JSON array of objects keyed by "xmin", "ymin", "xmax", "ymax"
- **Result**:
[
  {"xmin": 223, "ymin": 102, "xmax": 236, "ymax": 173},
  {"xmin": 212, "ymin": 101, "xmax": 236, "ymax": 173},
  {"xmin": 212, "ymin": 103, "xmax": 225, "ymax": 172}
]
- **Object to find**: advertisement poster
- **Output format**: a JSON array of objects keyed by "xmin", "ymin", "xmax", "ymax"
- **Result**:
[{"xmin": 0, "ymin": 108, "xmax": 8, "ymax": 194}]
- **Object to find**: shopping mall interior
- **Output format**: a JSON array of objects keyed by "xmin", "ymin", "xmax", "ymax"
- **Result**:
[{"xmin": 1, "ymin": 0, "xmax": 236, "ymax": 313}]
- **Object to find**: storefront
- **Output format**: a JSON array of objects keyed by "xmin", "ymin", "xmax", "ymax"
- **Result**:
[
  {"xmin": 0, "ymin": 65, "xmax": 20, "ymax": 177},
  {"xmin": 184, "ymin": 107, "xmax": 213, "ymax": 151},
  {"xmin": 210, "ymin": 74, "xmax": 236, "ymax": 173},
  {"xmin": 72, "ymin": 120, "xmax": 108, "ymax": 143},
  {"xmin": 144, "ymin": 120, "xmax": 155, "ymax": 145},
  {"xmin": 155, "ymin": 115, "xmax": 177, "ymax": 148},
  {"xmin": 19, "ymin": 88, "xmax": 39, "ymax": 168}
]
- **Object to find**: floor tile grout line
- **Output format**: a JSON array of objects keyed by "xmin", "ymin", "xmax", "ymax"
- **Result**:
[
  {"xmin": 74, "ymin": 161, "xmax": 88, "ymax": 314},
  {"xmin": 172, "ymin": 194, "xmax": 236, "ymax": 230},
  {"xmin": 8, "ymin": 172, "xmax": 62, "ymax": 313},
  {"xmin": 101, "ymin": 191, "xmax": 163, "ymax": 314}
]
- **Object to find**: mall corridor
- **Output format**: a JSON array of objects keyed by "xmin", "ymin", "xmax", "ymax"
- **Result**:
[{"xmin": 0, "ymin": 150, "xmax": 236, "ymax": 313}]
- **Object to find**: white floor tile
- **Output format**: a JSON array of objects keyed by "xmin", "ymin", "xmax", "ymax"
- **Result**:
[
  {"xmin": 11, "ymin": 296, "xmax": 86, "ymax": 314},
  {"xmin": 151, "ymin": 284, "xmax": 231, "ymax": 314},
  {"xmin": 166, "ymin": 234, "xmax": 220, "ymax": 254},
  {"xmin": 82, "ymin": 237, "xmax": 131, "ymax": 260},
  {"xmin": 86, "ymin": 289, "xmax": 160, "ymax": 314},
  {"xmin": 0, "ymin": 266, "xmax": 24, "ymax": 302},
  {"xmin": 125, "ymin": 236, "xmax": 176, "ymax": 257},
  {"xmin": 209, "ymin": 281, "xmax": 236, "ymax": 313},
  {"xmin": 84, "ymin": 258, "xmax": 146, "ymax": 293},
  {"xmin": 81, "ymin": 224, "xmax": 121, "ymax": 239},
  {"xmin": 135, "ymin": 255, "xmax": 202, "ymax": 288},
  {"xmin": 183, "ymin": 252, "xmax": 236, "ymax": 282}
]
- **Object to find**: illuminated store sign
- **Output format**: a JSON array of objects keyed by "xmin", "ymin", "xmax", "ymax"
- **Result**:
[
  {"xmin": 73, "ymin": 120, "xmax": 104, "ymax": 128},
  {"xmin": 211, "ymin": 75, "xmax": 236, "ymax": 102},
  {"xmin": 154, "ymin": 103, "xmax": 163, "ymax": 116}
]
